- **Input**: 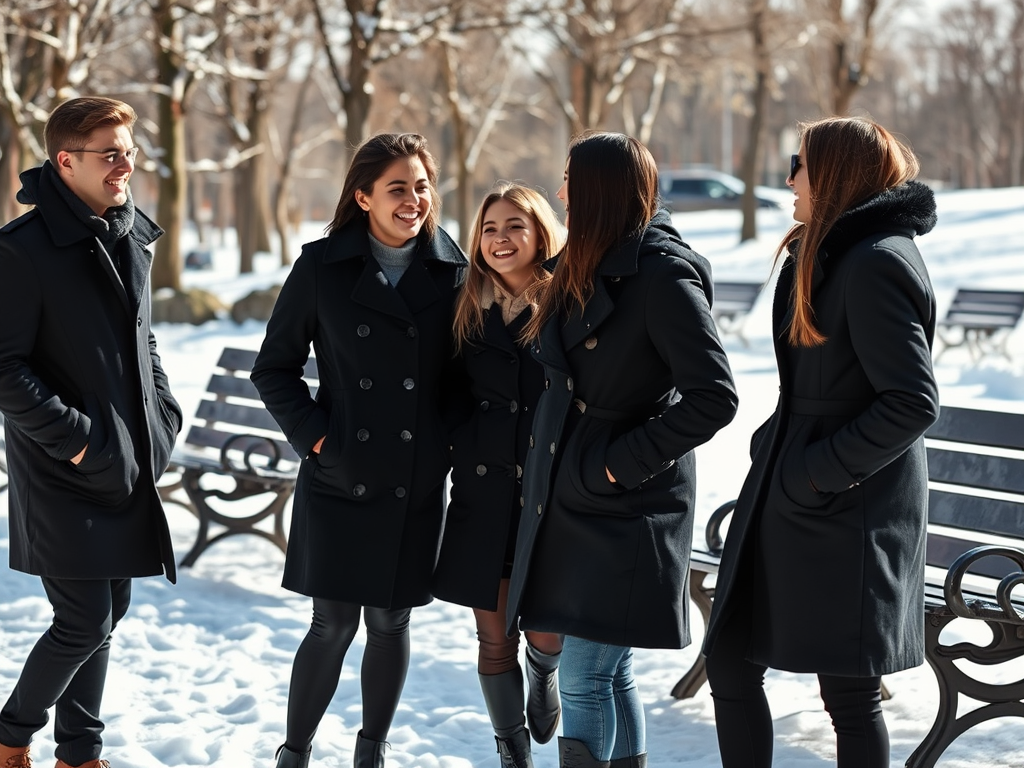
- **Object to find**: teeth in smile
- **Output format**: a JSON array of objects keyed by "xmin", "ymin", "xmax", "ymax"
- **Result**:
[
  {"xmin": 397, "ymin": 212, "xmax": 418, "ymax": 220},
  {"xmin": 493, "ymin": 250, "xmax": 515, "ymax": 257}
]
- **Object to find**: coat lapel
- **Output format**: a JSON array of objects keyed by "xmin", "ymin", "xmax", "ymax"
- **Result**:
[
  {"xmin": 560, "ymin": 278, "xmax": 614, "ymax": 352},
  {"xmin": 350, "ymin": 256, "xmax": 415, "ymax": 322},
  {"xmin": 395, "ymin": 256, "xmax": 440, "ymax": 315}
]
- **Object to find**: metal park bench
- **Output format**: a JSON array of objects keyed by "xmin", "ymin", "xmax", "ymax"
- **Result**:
[
  {"xmin": 934, "ymin": 288, "xmax": 1024, "ymax": 362},
  {"xmin": 160, "ymin": 347, "xmax": 317, "ymax": 567},
  {"xmin": 674, "ymin": 405, "xmax": 1024, "ymax": 768}
]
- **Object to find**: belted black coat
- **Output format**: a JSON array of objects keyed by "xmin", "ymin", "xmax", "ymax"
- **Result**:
[
  {"xmin": 433, "ymin": 306, "xmax": 544, "ymax": 610},
  {"xmin": 251, "ymin": 220, "xmax": 467, "ymax": 609},
  {"xmin": 703, "ymin": 181, "xmax": 940, "ymax": 676},
  {"xmin": 0, "ymin": 164, "xmax": 183, "ymax": 582},
  {"xmin": 506, "ymin": 211, "xmax": 738, "ymax": 649}
]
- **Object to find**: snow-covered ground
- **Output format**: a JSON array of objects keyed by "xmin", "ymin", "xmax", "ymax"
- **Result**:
[{"xmin": 2, "ymin": 187, "xmax": 1023, "ymax": 767}]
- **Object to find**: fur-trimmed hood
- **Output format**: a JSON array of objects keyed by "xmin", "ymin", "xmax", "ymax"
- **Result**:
[{"xmin": 821, "ymin": 180, "xmax": 937, "ymax": 258}]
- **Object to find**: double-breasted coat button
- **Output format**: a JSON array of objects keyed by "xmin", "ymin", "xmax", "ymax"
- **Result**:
[
  {"xmin": 359, "ymin": 377, "xmax": 372, "ymax": 390},
  {"xmin": 353, "ymin": 484, "xmax": 366, "ymax": 496},
  {"xmin": 357, "ymin": 324, "xmax": 370, "ymax": 337},
  {"xmin": 476, "ymin": 464, "xmax": 487, "ymax": 476},
  {"xmin": 567, "ymin": 377, "xmax": 573, "ymax": 391},
  {"xmin": 610, "ymin": 276, "xmax": 621, "ymax": 282},
  {"xmin": 529, "ymin": 435, "xmax": 534, "ymax": 448},
  {"xmin": 400, "ymin": 430, "xmax": 412, "ymax": 442},
  {"xmin": 357, "ymin": 429, "xmax": 370, "ymax": 441},
  {"xmin": 395, "ymin": 486, "xmax": 407, "ymax": 498},
  {"xmin": 549, "ymin": 442, "xmax": 556, "ymax": 454},
  {"xmin": 406, "ymin": 326, "xmax": 416, "ymax": 338},
  {"xmin": 584, "ymin": 336, "xmax": 598, "ymax": 350},
  {"xmin": 403, "ymin": 378, "xmax": 415, "ymax": 390},
  {"xmin": 480, "ymin": 400, "xmax": 490, "ymax": 411},
  {"xmin": 520, "ymin": 496, "xmax": 525, "ymax": 507},
  {"xmin": 516, "ymin": 464, "xmax": 523, "ymax": 478},
  {"xmin": 545, "ymin": 379, "xmax": 550, "ymax": 389},
  {"xmin": 510, "ymin": 400, "xmax": 518, "ymax": 413},
  {"xmin": 537, "ymin": 503, "xmax": 543, "ymax": 515}
]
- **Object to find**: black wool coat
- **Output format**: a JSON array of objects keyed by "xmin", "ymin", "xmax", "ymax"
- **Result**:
[
  {"xmin": 251, "ymin": 220, "xmax": 468, "ymax": 608},
  {"xmin": 0, "ymin": 164, "xmax": 183, "ymax": 582},
  {"xmin": 703, "ymin": 181, "xmax": 940, "ymax": 676},
  {"xmin": 506, "ymin": 211, "xmax": 738, "ymax": 649},
  {"xmin": 433, "ymin": 306, "xmax": 544, "ymax": 610}
]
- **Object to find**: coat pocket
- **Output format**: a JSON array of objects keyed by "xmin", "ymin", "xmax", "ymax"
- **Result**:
[
  {"xmin": 559, "ymin": 420, "xmax": 634, "ymax": 518},
  {"xmin": 61, "ymin": 393, "xmax": 139, "ymax": 506}
]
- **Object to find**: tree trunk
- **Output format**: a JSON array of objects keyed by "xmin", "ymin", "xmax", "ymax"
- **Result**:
[
  {"xmin": 152, "ymin": 0, "xmax": 185, "ymax": 291},
  {"xmin": 740, "ymin": 1, "xmax": 769, "ymax": 243},
  {"xmin": 236, "ymin": 71, "xmax": 274, "ymax": 274},
  {"xmin": 440, "ymin": 42, "xmax": 470, "ymax": 250}
]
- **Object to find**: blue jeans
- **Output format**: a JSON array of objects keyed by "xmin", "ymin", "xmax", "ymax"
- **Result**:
[{"xmin": 558, "ymin": 635, "xmax": 645, "ymax": 760}]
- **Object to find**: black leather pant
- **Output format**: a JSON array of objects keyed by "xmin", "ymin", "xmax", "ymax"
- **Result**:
[
  {"xmin": 0, "ymin": 577, "xmax": 131, "ymax": 766},
  {"xmin": 706, "ymin": 600, "xmax": 889, "ymax": 768},
  {"xmin": 285, "ymin": 598, "xmax": 411, "ymax": 748}
]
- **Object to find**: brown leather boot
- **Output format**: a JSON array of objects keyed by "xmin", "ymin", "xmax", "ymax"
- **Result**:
[
  {"xmin": 0, "ymin": 742, "xmax": 31, "ymax": 768},
  {"xmin": 54, "ymin": 760, "xmax": 110, "ymax": 768}
]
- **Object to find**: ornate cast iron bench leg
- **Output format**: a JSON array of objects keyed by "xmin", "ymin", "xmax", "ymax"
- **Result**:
[{"xmin": 672, "ymin": 567, "xmax": 715, "ymax": 699}]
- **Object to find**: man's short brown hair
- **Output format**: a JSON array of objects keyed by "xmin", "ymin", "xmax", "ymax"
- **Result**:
[{"xmin": 44, "ymin": 97, "xmax": 137, "ymax": 166}]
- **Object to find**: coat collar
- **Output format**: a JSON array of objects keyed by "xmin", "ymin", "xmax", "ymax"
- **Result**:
[
  {"xmin": 17, "ymin": 163, "xmax": 162, "ymax": 249},
  {"xmin": 322, "ymin": 217, "xmax": 467, "ymax": 267}
]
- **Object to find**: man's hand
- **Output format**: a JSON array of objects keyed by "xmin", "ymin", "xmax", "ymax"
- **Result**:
[{"xmin": 71, "ymin": 445, "xmax": 87, "ymax": 465}]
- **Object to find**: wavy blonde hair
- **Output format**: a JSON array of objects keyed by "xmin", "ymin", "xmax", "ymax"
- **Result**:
[{"xmin": 453, "ymin": 183, "xmax": 563, "ymax": 352}]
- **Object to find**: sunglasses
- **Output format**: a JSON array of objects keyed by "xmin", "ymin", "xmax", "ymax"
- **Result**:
[{"xmin": 788, "ymin": 154, "xmax": 802, "ymax": 182}]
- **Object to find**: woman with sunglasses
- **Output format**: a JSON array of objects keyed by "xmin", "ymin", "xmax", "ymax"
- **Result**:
[
  {"xmin": 506, "ymin": 132, "xmax": 738, "ymax": 767},
  {"xmin": 703, "ymin": 116, "xmax": 939, "ymax": 768}
]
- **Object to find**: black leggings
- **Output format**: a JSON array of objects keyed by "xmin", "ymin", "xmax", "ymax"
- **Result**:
[
  {"xmin": 285, "ymin": 598, "xmax": 411, "ymax": 748},
  {"xmin": 705, "ymin": 604, "xmax": 888, "ymax": 768}
]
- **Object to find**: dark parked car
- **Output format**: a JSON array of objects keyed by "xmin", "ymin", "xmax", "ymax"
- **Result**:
[{"xmin": 659, "ymin": 169, "xmax": 789, "ymax": 213}]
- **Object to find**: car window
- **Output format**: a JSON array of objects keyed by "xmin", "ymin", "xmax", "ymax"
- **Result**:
[
  {"xmin": 707, "ymin": 181, "xmax": 733, "ymax": 199},
  {"xmin": 668, "ymin": 179, "xmax": 703, "ymax": 195}
]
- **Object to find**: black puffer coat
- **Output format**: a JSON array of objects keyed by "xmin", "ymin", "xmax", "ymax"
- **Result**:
[
  {"xmin": 506, "ymin": 211, "xmax": 738, "ymax": 649},
  {"xmin": 704, "ymin": 181, "xmax": 939, "ymax": 676},
  {"xmin": 251, "ymin": 220, "xmax": 467, "ymax": 608},
  {"xmin": 0, "ymin": 164, "xmax": 182, "ymax": 582}
]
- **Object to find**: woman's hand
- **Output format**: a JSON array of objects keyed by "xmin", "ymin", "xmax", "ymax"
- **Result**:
[
  {"xmin": 312, "ymin": 436, "xmax": 325, "ymax": 454},
  {"xmin": 606, "ymin": 466, "xmax": 617, "ymax": 484},
  {"xmin": 71, "ymin": 445, "xmax": 87, "ymax": 465}
]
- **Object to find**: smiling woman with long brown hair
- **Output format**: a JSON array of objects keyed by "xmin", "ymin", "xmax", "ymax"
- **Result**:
[
  {"xmin": 505, "ymin": 132, "xmax": 738, "ymax": 767},
  {"xmin": 703, "ymin": 116, "xmax": 939, "ymax": 768}
]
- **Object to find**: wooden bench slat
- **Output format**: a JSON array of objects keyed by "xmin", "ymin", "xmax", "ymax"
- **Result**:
[
  {"xmin": 927, "ymin": 447, "xmax": 1024, "ymax": 495},
  {"xmin": 183, "ymin": 425, "xmax": 300, "ymax": 462},
  {"xmin": 926, "ymin": 531, "xmax": 1023, "ymax": 578},
  {"xmin": 928, "ymin": 489, "xmax": 1024, "ymax": 541},
  {"xmin": 926, "ymin": 405, "xmax": 1024, "ymax": 451},
  {"xmin": 217, "ymin": 347, "xmax": 318, "ymax": 378},
  {"xmin": 195, "ymin": 399, "xmax": 284, "ymax": 433},
  {"xmin": 205, "ymin": 374, "xmax": 319, "ymax": 403}
]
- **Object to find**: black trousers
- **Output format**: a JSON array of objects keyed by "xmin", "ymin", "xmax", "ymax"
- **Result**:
[
  {"xmin": 705, "ymin": 600, "xmax": 889, "ymax": 768},
  {"xmin": 0, "ymin": 577, "xmax": 131, "ymax": 766},
  {"xmin": 285, "ymin": 598, "xmax": 411, "ymax": 749}
]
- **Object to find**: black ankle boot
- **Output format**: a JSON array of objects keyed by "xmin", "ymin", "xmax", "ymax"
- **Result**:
[
  {"xmin": 609, "ymin": 754, "xmax": 647, "ymax": 768},
  {"xmin": 495, "ymin": 727, "xmax": 535, "ymax": 768},
  {"xmin": 479, "ymin": 669, "xmax": 534, "ymax": 767},
  {"xmin": 274, "ymin": 743, "xmax": 311, "ymax": 768},
  {"xmin": 353, "ymin": 730, "xmax": 386, "ymax": 768},
  {"xmin": 524, "ymin": 644, "xmax": 561, "ymax": 745},
  {"xmin": 558, "ymin": 737, "xmax": 610, "ymax": 768}
]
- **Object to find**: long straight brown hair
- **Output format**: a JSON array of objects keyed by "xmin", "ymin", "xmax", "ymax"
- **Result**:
[
  {"xmin": 327, "ymin": 133, "xmax": 441, "ymax": 238},
  {"xmin": 778, "ymin": 116, "xmax": 920, "ymax": 346},
  {"xmin": 523, "ymin": 132, "xmax": 660, "ymax": 342},
  {"xmin": 452, "ymin": 183, "xmax": 564, "ymax": 352}
]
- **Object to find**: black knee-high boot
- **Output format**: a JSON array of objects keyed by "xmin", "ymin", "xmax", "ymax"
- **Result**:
[
  {"xmin": 558, "ymin": 737, "xmax": 610, "ymax": 768},
  {"xmin": 274, "ymin": 743, "xmax": 311, "ymax": 768},
  {"xmin": 524, "ymin": 644, "xmax": 561, "ymax": 745},
  {"xmin": 353, "ymin": 730, "xmax": 386, "ymax": 768},
  {"xmin": 479, "ymin": 669, "xmax": 534, "ymax": 768}
]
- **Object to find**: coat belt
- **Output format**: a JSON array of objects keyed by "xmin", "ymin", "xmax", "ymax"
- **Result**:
[{"xmin": 788, "ymin": 396, "xmax": 870, "ymax": 417}]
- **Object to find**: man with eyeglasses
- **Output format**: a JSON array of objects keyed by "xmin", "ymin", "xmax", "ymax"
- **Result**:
[{"xmin": 0, "ymin": 96, "xmax": 182, "ymax": 768}]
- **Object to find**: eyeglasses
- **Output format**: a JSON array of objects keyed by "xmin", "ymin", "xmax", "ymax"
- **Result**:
[
  {"xmin": 67, "ymin": 146, "xmax": 140, "ymax": 165},
  {"xmin": 788, "ymin": 154, "xmax": 802, "ymax": 182}
]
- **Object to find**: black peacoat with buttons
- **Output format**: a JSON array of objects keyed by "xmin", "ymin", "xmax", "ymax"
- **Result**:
[
  {"xmin": 703, "ymin": 181, "xmax": 940, "ymax": 676},
  {"xmin": 506, "ymin": 211, "xmax": 738, "ymax": 649},
  {"xmin": 433, "ymin": 306, "xmax": 544, "ymax": 610},
  {"xmin": 251, "ymin": 218, "xmax": 467, "ymax": 608},
  {"xmin": 0, "ymin": 163, "xmax": 183, "ymax": 582}
]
